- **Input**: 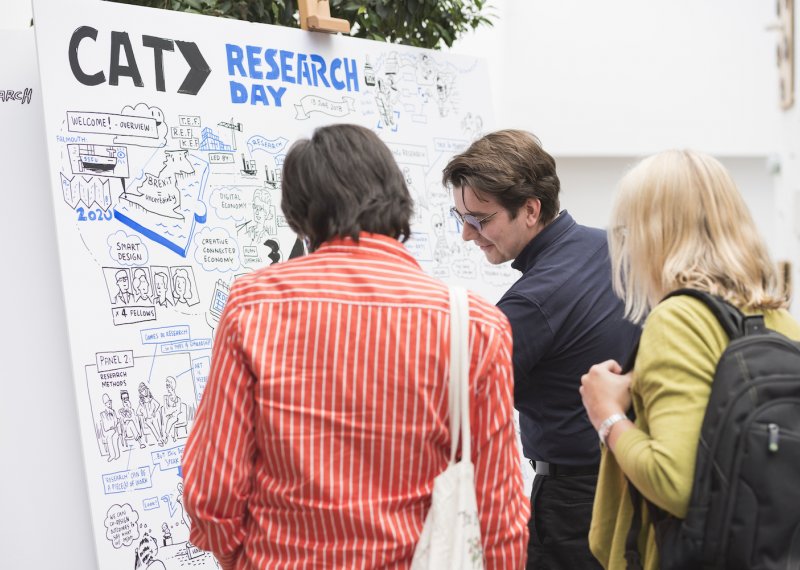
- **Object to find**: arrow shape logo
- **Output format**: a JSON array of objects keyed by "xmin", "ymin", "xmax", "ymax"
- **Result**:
[{"xmin": 175, "ymin": 41, "xmax": 211, "ymax": 96}]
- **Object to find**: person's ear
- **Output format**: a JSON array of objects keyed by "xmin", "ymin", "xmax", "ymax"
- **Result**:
[{"xmin": 524, "ymin": 197, "xmax": 542, "ymax": 228}]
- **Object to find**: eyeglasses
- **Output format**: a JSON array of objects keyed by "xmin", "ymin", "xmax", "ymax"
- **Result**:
[{"xmin": 449, "ymin": 206, "xmax": 498, "ymax": 232}]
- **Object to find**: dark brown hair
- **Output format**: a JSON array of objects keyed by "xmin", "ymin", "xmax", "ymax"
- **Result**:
[
  {"xmin": 442, "ymin": 129, "xmax": 560, "ymax": 223},
  {"xmin": 281, "ymin": 124, "xmax": 412, "ymax": 251}
]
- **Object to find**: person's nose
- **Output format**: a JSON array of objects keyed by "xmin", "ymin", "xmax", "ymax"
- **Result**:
[{"xmin": 461, "ymin": 221, "xmax": 479, "ymax": 241}]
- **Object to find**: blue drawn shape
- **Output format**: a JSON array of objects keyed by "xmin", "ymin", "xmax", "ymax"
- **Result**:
[
  {"xmin": 102, "ymin": 466, "xmax": 153, "ymax": 495},
  {"xmin": 199, "ymin": 126, "xmax": 234, "ymax": 151},
  {"xmin": 151, "ymin": 445, "xmax": 185, "ymax": 471},
  {"xmin": 161, "ymin": 337, "xmax": 212, "ymax": 354},
  {"xmin": 140, "ymin": 325, "xmax": 191, "ymax": 345},
  {"xmin": 161, "ymin": 494, "xmax": 178, "ymax": 517},
  {"xmin": 114, "ymin": 150, "xmax": 209, "ymax": 257},
  {"xmin": 143, "ymin": 497, "xmax": 160, "ymax": 511},
  {"xmin": 246, "ymin": 135, "xmax": 288, "ymax": 155}
]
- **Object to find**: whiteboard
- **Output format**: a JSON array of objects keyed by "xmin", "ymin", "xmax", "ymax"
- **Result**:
[{"xmin": 32, "ymin": 0, "xmax": 528, "ymax": 567}]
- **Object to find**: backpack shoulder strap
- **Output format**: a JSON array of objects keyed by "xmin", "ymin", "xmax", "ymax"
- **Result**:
[
  {"xmin": 661, "ymin": 288, "xmax": 745, "ymax": 340},
  {"xmin": 620, "ymin": 288, "xmax": 743, "ymax": 375}
]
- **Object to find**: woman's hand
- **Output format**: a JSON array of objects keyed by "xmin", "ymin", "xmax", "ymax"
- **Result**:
[{"xmin": 580, "ymin": 360, "xmax": 632, "ymax": 431}]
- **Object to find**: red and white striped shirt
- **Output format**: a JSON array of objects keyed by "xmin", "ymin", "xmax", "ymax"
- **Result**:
[{"xmin": 182, "ymin": 233, "xmax": 529, "ymax": 569}]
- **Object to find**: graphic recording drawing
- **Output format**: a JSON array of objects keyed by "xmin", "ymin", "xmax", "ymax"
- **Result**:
[
  {"xmin": 68, "ymin": 143, "xmax": 130, "ymax": 177},
  {"xmin": 114, "ymin": 149, "xmax": 209, "ymax": 257}
]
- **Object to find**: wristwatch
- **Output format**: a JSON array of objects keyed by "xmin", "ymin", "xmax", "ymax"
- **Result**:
[{"xmin": 598, "ymin": 413, "xmax": 628, "ymax": 446}]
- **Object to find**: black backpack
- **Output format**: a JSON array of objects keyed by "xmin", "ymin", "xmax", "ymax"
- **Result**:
[{"xmin": 624, "ymin": 288, "xmax": 800, "ymax": 570}]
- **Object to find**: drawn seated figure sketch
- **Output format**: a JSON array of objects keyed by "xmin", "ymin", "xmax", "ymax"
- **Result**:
[
  {"xmin": 112, "ymin": 269, "xmax": 133, "ymax": 305},
  {"xmin": 118, "ymin": 389, "xmax": 146, "ymax": 449},
  {"xmin": 133, "ymin": 533, "xmax": 167, "ymax": 570},
  {"xmin": 160, "ymin": 376, "xmax": 184, "ymax": 444},
  {"xmin": 152, "ymin": 270, "xmax": 173, "ymax": 308},
  {"xmin": 172, "ymin": 269, "xmax": 192, "ymax": 306},
  {"xmin": 132, "ymin": 268, "xmax": 153, "ymax": 304},
  {"xmin": 99, "ymin": 393, "xmax": 121, "ymax": 461},
  {"xmin": 136, "ymin": 382, "xmax": 163, "ymax": 445}
]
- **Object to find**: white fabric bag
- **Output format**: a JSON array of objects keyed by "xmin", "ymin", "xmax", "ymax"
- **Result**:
[{"xmin": 411, "ymin": 286, "xmax": 485, "ymax": 570}]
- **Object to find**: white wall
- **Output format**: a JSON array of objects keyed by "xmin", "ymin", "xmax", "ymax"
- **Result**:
[
  {"xmin": 454, "ymin": 0, "xmax": 780, "ymax": 156},
  {"xmin": 451, "ymin": 1, "xmax": 786, "ymax": 309},
  {"xmin": 557, "ymin": 156, "xmax": 776, "ymax": 254},
  {"xmin": 3, "ymin": 0, "xmax": 32, "ymax": 29},
  {"xmin": 771, "ymin": 3, "xmax": 800, "ymax": 316},
  {"xmin": 0, "ymin": 28, "xmax": 97, "ymax": 570}
]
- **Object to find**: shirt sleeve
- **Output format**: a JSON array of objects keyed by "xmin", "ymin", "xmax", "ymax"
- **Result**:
[
  {"xmin": 470, "ymin": 312, "xmax": 531, "ymax": 569},
  {"xmin": 181, "ymin": 292, "xmax": 256, "ymax": 563},
  {"xmin": 613, "ymin": 298, "xmax": 726, "ymax": 517},
  {"xmin": 496, "ymin": 293, "xmax": 554, "ymax": 402}
]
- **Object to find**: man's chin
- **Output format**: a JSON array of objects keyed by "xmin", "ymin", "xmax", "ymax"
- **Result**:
[{"xmin": 481, "ymin": 249, "xmax": 507, "ymax": 265}]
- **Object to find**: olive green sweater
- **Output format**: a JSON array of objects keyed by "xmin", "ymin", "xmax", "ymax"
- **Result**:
[{"xmin": 589, "ymin": 295, "xmax": 800, "ymax": 570}]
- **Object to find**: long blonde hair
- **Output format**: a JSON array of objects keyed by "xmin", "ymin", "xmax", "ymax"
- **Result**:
[{"xmin": 609, "ymin": 149, "xmax": 786, "ymax": 323}]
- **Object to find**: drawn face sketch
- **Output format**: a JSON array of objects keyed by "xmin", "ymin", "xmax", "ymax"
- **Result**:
[
  {"xmin": 153, "ymin": 272, "xmax": 169, "ymax": 303},
  {"xmin": 166, "ymin": 376, "xmax": 176, "ymax": 395},
  {"xmin": 103, "ymin": 393, "xmax": 112, "ymax": 410},
  {"xmin": 173, "ymin": 269, "xmax": 192, "ymax": 303},
  {"xmin": 115, "ymin": 270, "xmax": 129, "ymax": 293},
  {"xmin": 432, "ymin": 214, "xmax": 445, "ymax": 238},
  {"xmin": 132, "ymin": 268, "xmax": 151, "ymax": 300}
]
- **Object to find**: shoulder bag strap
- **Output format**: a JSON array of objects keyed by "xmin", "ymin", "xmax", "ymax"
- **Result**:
[{"xmin": 448, "ymin": 286, "xmax": 471, "ymax": 463}]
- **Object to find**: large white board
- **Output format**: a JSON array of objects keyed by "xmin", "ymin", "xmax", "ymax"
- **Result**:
[{"xmin": 32, "ymin": 0, "xmax": 524, "ymax": 567}]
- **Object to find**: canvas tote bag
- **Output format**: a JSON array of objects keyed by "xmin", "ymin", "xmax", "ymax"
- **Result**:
[{"xmin": 411, "ymin": 286, "xmax": 485, "ymax": 570}]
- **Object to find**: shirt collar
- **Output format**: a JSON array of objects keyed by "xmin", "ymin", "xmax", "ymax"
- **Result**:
[
  {"xmin": 511, "ymin": 210, "xmax": 576, "ymax": 272},
  {"xmin": 316, "ymin": 232, "xmax": 421, "ymax": 268}
]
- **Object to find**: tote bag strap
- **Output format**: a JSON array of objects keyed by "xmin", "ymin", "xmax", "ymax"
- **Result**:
[{"xmin": 448, "ymin": 286, "xmax": 471, "ymax": 464}]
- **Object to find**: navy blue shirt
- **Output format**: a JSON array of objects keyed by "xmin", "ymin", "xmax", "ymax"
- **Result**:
[{"xmin": 497, "ymin": 211, "xmax": 640, "ymax": 465}]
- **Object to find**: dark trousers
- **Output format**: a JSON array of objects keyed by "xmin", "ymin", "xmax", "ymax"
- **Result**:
[{"xmin": 527, "ymin": 471, "xmax": 602, "ymax": 570}]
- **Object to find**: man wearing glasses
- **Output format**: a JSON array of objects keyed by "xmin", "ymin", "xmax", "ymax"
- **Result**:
[{"xmin": 443, "ymin": 130, "xmax": 640, "ymax": 570}]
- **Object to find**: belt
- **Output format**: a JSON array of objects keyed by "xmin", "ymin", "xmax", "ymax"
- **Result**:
[{"xmin": 533, "ymin": 460, "xmax": 599, "ymax": 477}]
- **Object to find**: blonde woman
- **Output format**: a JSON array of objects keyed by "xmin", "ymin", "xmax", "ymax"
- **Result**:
[{"xmin": 579, "ymin": 150, "xmax": 800, "ymax": 569}]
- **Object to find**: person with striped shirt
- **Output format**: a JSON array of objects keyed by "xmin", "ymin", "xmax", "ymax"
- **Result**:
[{"xmin": 182, "ymin": 124, "xmax": 529, "ymax": 569}]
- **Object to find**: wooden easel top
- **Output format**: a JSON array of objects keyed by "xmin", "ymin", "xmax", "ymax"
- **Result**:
[{"xmin": 298, "ymin": 0, "xmax": 351, "ymax": 34}]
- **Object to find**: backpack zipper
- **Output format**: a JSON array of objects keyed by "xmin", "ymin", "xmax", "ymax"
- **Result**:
[{"xmin": 715, "ymin": 397, "xmax": 800, "ymax": 562}]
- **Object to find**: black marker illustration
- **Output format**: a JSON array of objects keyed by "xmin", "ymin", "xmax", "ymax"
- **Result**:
[
  {"xmin": 171, "ymin": 267, "xmax": 199, "ymax": 307},
  {"xmin": 133, "ymin": 533, "xmax": 166, "ymax": 570},
  {"xmin": 113, "ymin": 269, "xmax": 134, "ymax": 305},
  {"xmin": 100, "ymin": 393, "xmax": 122, "ymax": 461},
  {"xmin": 152, "ymin": 269, "xmax": 173, "ymax": 308},
  {"xmin": 264, "ymin": 239, "xmax": 281, "ymax": 264},
  {"xmin": 118, "ymin": 389, "xmax": 146, "ymax": 449},
  {"xmin": 137, "ymin": 382, "xmax": 163, "ymax": 446},
  {"xmin": 160, "ymin": 376, "xmax": 186, "ymax": 445},
  {"xmin": 132, "ymin": 267, "xmax": 153, "ymax": 303}
]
